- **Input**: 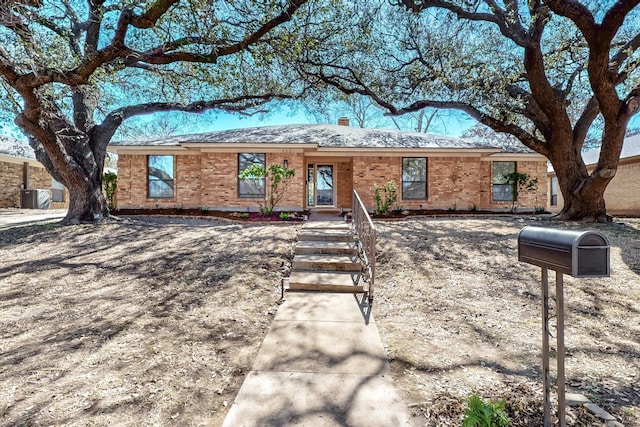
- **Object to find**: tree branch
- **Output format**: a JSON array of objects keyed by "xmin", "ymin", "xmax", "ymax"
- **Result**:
[
  {"xmin": 19, "ymin": 0, "xmax": 308, "ymax": 88},
  {"xmin": 394, "ymin": 99, "xmax": 548, "ymax": 155},
  {"xmin": 505, "ymin": 83, "xmax": 552, "ymax": 137},
  {"xmin": 600, "ymin": 0, "xmax": 640, "ymax": 39},
  {"xmin": 573, "ymin": 96, "xmax": 600, "ymax": 148},
  {"xmin": 612, "ymin": 32, "xmax": 640, "ymax": 83},
  {"xmin": 304, "ymin": 61, "xmax": 548, "ymax": 155},
  {"xmin": 396, "ymin": 0, "xmax": 530, "ymax": 46},
  {"xmin": 0, "ymin": 5, "xmax": 37, "ymax": 49},
  {"xmin": 94, "ymin": 94, "xmax": 293, "ymax": 150},
  {"xmin": 542, "ymin": 0, "xmax": 597, "ymax": 39},
  {"xmin": 85, "ymin": 0, "xmax": 107, "ymax": 55},
  {"xmin": 545, "ymin": 0, "xmax": 640, "ymax": 120}
]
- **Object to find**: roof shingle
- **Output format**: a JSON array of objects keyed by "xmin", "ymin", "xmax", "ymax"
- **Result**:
[{"xmin": 110, "ymin": 124, "xmax": 534, "ymax": 153}]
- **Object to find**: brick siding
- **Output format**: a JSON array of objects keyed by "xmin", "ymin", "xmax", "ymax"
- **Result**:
[
  {"xmin": 513, "ymin": 160, "xmax": 549, "ymax": 211},
  {"xmin": 336, "ymin": 160, "xmax": 354, "ymax": 208},
  {"xmin": 117, "ymin": 152, "xmax": 307, "ymax": 211},
  {"xmin": 350, "ymin": 156, "xmax": 547, "ymax": 212},
  {"xmin": 116, "ymin": 152, "xmax": 548, "ymax": 213}
]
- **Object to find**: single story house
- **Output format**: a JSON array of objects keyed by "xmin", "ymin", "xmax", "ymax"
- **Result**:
[
  {"xmin": 548, "ymin": 133, "xmax": 640, "ymax": 216},
  {"xmin": 0, "ymin": 152, "xmax": 68, "ymax": 209},
  {"xmin": 108, "ymin": 120, "xmax": 549, "ymax": 213}
]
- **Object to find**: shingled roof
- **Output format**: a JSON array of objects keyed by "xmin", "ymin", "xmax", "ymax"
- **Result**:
[{"xmin": 110, "ymin": 124, "xmax": 534, "ymax": 153}]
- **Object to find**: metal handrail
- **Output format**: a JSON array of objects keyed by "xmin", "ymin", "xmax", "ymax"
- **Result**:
[{"xmin": 352, "ymin": 189, "xmax": 376, "ymax": 303}]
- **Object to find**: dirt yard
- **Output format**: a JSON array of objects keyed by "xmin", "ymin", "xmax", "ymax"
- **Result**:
[
  {"xmin": 0, "ymin": 216, "xmax": 297, "ymax": 426},
  {"xmin": 374, "ymin": 216, "xmax": 640, "ymax": 426},
  {"xmin": 0, "ymin": 214, "xmax": 638, "ymax": 426}
]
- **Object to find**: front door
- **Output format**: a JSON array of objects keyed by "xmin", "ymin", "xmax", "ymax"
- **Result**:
[{"xmin": 307, "ymin": 164, "xmax": 335, "ymax": 207}]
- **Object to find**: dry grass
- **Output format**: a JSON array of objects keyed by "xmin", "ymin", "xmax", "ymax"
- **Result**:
[
  {"xmin": 0, "ymin": 216, "xmax": 297, "ymax": 426},
  {"xmin": 374, "ymin": 215, "xmax": 640, "ymax": 426},
  {"xmin": 0, "ymin": 214, "xmax": 638, "ymax": 426}
]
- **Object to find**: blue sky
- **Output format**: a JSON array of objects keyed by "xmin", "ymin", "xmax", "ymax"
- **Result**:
[
  {"xmin": 4, "ymin": 102, "xmax": 639, "ymax": 142},
  {"xmin": 183, "ymin": 106, "xmax": 640, "ymax": 139},
  {"xmin": 185, "ymin": 106, "xmax": 476, "ymax": 137}
]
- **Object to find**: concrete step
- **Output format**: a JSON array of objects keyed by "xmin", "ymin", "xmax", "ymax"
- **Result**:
[
  {"xmin": 302, "ymin": 221, "xmax": 351, "ymax": 231},
  {"xmin": 288, "ymin": 271, "xmax": 364, "ymax": 293},
  {"xmin": 298, "ymin": 229, "xmax": 355, "ymax": 243},
  {"xmin": 293, "ymin": 254, "xmax": 361, "ymax": 272},
  {"xmin": 295, "ymin": 241, "xmax": 358, "ymax": 256}
]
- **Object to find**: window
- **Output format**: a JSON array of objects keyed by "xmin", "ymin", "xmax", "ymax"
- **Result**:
[
  {"xmin": 492, "ymin": 161, "xmax": 515, "ymax": 201},
  {"xmin": 238, "ymin": 153, "xmax": 266, "ymax": 198},
  {"xmin": 402, "ymin": 157, "xmax": 427, "ymax": 199},
  {"xmin": 550, "ymin": 176, "xmax": 558, "ymax": 206},
  {"xmin": 148, "ymin": 155, "xmax": 174, "ymax": 198}
]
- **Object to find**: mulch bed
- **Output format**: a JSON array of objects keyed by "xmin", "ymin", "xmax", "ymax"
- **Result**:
[{"xmin": 111, "ymin": 208, "xmax": 306, "ymax": 222}]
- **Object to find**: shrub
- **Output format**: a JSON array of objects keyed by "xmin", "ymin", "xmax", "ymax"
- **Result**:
[
  {"xmin": 103, "ymin": 172, "xmax": 117, "ymax": 210},
  {"xmin": 505, "ymin": 172, "xmax": 538, "ymax": 212},
  {"xmin": 374, "ymin": 180, "xmax": 398, "ymax": 215},
  {"xmin": 239, "ymin": 163, "xmax": 295, "ymax": 215},
  {"xmin": 462, "ymin": 393, "xmax": 510, "ymax": 427}
]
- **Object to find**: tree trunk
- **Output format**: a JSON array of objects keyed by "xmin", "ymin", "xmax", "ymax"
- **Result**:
[
  {"xmin": 62, "ymin": 172, "xmax": 109, "ymax": 225},
  {"xmin": 551, "ymin": 152, "xmax": 612, "ymax": 223},
  {"xmin": 17, "ymin": 94, "xmax": 113, "ymax": 226},
  {"xmin": 556, "ymin": 186, "xmax": 609, "ymax": 222}
]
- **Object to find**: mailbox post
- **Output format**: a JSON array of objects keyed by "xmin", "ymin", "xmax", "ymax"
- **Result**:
[{"xmin": 518, "ymin": 226, "xmax": 609, "ymax": 427}]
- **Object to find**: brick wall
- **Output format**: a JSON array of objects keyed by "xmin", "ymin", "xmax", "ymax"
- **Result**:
[
  {"xmin": 117, "ymin": 151, "xmax": 307, "ymax": 211},
  {"xmin": 265, "ymin": 152, "xmax": 305, "ymax": 210},
  {"xmin": 429, "ymin": 157, "xmax": 483, "ymax": 210},
  {"xmin": 177, "ymin": 155, "xmax": 202, "ymax": 207},
  {"xmin": 351, "ymin": 155, "xmax": 548, "ymax": 212},
  {"xmin": 115, "ymin": 152, "xmax": 548, "ymax": 213},
  {"xmin": 0, "ymin": 158, "xmax": 25, "ymax": 207},
  {"xmin": 513, "ymin": 160, "xmax": 549, "ymax": 211},
  {"xmin": 352, "ymin": 156, "xmax": 401, "ymax": 211},
  {"xmin": 336, "ymin": 159, "xmax": 353, "ymax": 209},
  {"xmin": 602, "ymin": 160, "xmax": 640, "ymax": 215},
  {"xmin": 0, "ymin": 154, "xmax": 68, "ymax": 209}
]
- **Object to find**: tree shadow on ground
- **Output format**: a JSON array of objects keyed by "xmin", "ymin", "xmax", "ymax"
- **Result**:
[
  {"xmin": 0, "ymin": 217, "xmax": 300, "ymax": 426},
  {"xmin": 373, "ymin": 216, "xmax": 639, "ymax": 424}
]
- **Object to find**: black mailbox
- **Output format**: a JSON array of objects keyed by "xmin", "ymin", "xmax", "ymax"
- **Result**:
[{"xmin": 518, "ymin": 226, "xmax": 610, "ymax": 278}]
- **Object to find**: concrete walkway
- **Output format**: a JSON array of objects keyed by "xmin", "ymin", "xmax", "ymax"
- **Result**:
[
  {"xmin": 0, "ymin": 208, "xmax": 67, "ymax": 229},
  {"xmin": 222, "ymin": 213, "xmax": 412, "ymax": 427}
]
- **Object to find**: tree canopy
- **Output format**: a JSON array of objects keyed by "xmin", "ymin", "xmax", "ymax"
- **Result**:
[
  {"xmin": 0, "ymin": 0, "xmax": 328, "ymax": 223},
  {"xmin": 296, "ymin": 0, "xmax": 640, "ymax": 221},
  {"xmin": 2, "ymin": 0, "xmax": 639, "ymax": 223}
]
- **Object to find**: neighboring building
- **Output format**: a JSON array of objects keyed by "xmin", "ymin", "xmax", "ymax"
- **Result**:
[
  {"xmin": 108, "ymin": 121, "xmax": 549, "ymax": 213},
  {"xmin": 0, "ymin": 152, "xmax": 69, "ymax": 209},
  {"xmin": 548, "ymin": 134, "xmax": 640, "ymax": 216}
]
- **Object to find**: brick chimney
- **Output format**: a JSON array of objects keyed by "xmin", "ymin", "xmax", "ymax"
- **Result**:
[{"xmin": 337, "ymin": 117, "xmax": 349, "ymax": 126}]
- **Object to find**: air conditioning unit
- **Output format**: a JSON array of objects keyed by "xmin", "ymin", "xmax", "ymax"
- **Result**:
[{"xmin": 21, "ymin": 189, "xmax": 51, "ymax": 209}]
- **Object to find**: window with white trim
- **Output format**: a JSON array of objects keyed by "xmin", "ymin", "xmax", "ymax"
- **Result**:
[
  {"xmin": 402, "ymin": 157, "xmax": 428, "ymax": 200},
  {"xmin": 148, "ymin": 155, "xmax": 174, "ymax": 198},
  {"xmin": 238, "ymin": 153, "xmax": 266, "ymax": 198},
  {"xmin": 550, "ymin": 176, "xmax": 558, "ymax": 206},
  {"xmin": 492, "ymin": 161, "xmax": 515, "ymax": 202}
]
